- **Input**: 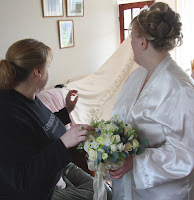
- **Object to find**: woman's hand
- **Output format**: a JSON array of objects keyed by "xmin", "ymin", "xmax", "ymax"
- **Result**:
[
  {"xmin": 60, "ymin": 124, "xmax": 94, "ymax": 149},
  {"xmin": 66, "ymin": 90, "xmax": 78, "ymax": 114},
  {"xmin": 109, "ymin": 155, "xmax": 133, "ymax": 179}
]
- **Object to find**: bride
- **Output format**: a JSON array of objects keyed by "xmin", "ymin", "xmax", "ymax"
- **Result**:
[{"xmin": 109, "ymin": 2, "xmax": 194, "ymax": 200}]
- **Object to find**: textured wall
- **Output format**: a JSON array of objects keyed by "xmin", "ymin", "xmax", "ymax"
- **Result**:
[{"xmin": 0, "ymin": 0, "xmax": 120, "ymax": 89}]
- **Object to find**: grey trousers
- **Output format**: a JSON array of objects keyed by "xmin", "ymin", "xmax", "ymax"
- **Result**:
[{"xmin": 54, "ymin": 163, "xmax": 112, "ymax": 200}]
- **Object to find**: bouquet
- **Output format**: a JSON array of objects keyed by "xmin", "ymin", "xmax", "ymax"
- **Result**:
[{"xmin": 77, "ymin": 116, "xmax": 149, "ymax": 200}]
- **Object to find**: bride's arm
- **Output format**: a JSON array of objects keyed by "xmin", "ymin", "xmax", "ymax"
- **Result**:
[{"xmin": 133, "ymin": 87, "xmax": 194, "ymax": 189}]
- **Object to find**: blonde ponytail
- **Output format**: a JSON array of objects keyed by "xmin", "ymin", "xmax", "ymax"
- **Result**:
[
  {"xmin": 0, "ymin": 59, "xmax": 15, "ymax": 89},
  {"xmin": 0, "ymin": 39, "xmax": 52, "ymax": 90}
]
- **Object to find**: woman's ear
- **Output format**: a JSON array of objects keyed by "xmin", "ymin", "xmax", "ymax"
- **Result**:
[
  {"xmin": 141, "ymin": 37, "xmax": 148, "ymax": 50},
  {"xmin": 34, "ymin": 68, "xmax": 42, "ymax": 78}
]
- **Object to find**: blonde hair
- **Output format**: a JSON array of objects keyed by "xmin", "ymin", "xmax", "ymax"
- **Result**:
[
  {"xmin": 0, "ymin": 39, "xmax": 52, "ymax": 89},
  {"xmin": 131, "ymin": 2, "xmax": 183, "ymax": 51}
]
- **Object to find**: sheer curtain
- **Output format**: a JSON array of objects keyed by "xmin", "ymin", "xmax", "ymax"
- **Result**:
[{"xmin": 176, "ymin": 0, "xmax": 194, "ymax": 74}]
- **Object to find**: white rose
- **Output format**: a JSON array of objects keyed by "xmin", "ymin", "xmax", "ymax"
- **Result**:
[
  {"xmin": 125, "ymin": 142, "xmax": 132, "ymax": 151},
  {"xmin": 124, "ymin": 124, "xmax": 132, "ymax": 135},
  {"xmin": 133, "ymin": 139, "xmax": 139, "ymax": 150},
  {"xmin": 104, "ymin": 136, "xmax": 112, "ymax": 146},
  {"xmin": 126, "ymin": 124, "xmax": 132, "ymax": 130},
  {"xmin": 96, "ymin": 136, "xmax": 105, "ymax": 145},
  {"xmin": 117, "ymin": 143, "xmax": 125, "ymax": 151},
  {"xmin": 88, "ymin": 149, "xmax": 97, "ymax": 161},
  {"xmin": 111, "ymin": 144, "xmax": 118, "ymax": 152},
  {"xmin": 90, "ymin": 141, "xmax": 99, "ymax": 149},
  {"xmin": 84, "ymin": 140, "xmax": 91, "ymax": 153},
  {"xmin": 88, "ymin": 134, "xmax": 95, "ymax": 141},
  {"xmin": 128, "ymin": 135, "xmax": 134, "ymax": 141},
  {"xmin": 102, "ymin": 153, "xmax": 108, "ymax": 160},
  {"xmin": 111, "ymin": 135, "xmax": 121, "ymax": 143},
  {"xmin": 116, "ymin": 135, "xmax": 121, "ymax": 143}
]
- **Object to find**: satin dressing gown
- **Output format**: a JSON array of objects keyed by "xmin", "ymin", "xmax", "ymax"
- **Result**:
[{"xmin": 112, "ymin": 55, "xmax": 194, "ymax": 200}]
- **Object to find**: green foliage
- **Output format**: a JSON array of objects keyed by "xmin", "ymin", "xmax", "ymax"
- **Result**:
[
  {"xmin": 113, "ymin": 137, "xmax": 117, "ymax": 144},
  {"xmin": 140, "ymin": 138, "xmax": 149, "ymax": 148},
  {"xmin": 109, "ymin": 152, "xmax": 119, "ymax": 163},
  {"xmin": 94, "ymin": 159, "xmax": 98, "ymax": 166},
  {"xmin": 119, "ymin": 152, "xmax": 126, "ymax": 161},
  {"xmin": 98, "ymin": 151, "xmax": 102, "ymax": 164},
  {"xmin": 136, "ymin": 144, "xmax": 145, "ymax": 155},
  {"xmin": 128, "ymin": 129, "xmax": 137, "ymax": 139}
]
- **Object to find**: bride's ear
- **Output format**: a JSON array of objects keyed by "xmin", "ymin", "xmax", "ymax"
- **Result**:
[
  {"xmin": 33, "ymin": 67, "xmax": 42, "ymax": 78},
  {"xmin": 140, "ymin": 37, "xmax": 148, "ymax": 50}
]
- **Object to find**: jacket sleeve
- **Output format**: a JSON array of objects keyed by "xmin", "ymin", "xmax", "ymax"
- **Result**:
[
  {"xmin": 54, "ymin": 107, "xmax": 71, "ymax": 125},
  {"xmin": 0, "ymin": 111, "xmax": 72, "ymax": 194}
]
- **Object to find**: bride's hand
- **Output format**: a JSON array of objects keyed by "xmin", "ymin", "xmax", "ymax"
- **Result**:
[{"xmin": 109, "ymin": 155, "xmax": 133, "ymax": 179}]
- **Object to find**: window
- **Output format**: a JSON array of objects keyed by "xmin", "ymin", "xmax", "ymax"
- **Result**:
[
  {"xmin": 176, "ymin": 0, "xmax": 194, "ymax": 74},
  {"xmin": 119, "ymin": 1, "xmax": 154, "ymax": 43}
]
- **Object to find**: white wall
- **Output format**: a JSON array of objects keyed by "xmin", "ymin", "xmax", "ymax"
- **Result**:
[{"xmin": 0, "ymin": 0, "xmax": 120, "ymax": 89}]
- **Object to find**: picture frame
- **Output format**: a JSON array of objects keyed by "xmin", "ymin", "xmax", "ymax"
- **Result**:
[
  {"xmin": 42, "ymin": 0, "xmax": 64, "ymax": 17},
  {"xmin": 66, "ymin": 0, "xmax": 84, "ymax": 17},
  {"xmin": 58, "ymin": 20, "xmax": 75, "ymax": 48}
]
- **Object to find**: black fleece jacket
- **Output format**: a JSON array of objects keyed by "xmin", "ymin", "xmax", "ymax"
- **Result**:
[{"xmin": 0, "ymin": 89, "xmax": 72, "ymax": 200}]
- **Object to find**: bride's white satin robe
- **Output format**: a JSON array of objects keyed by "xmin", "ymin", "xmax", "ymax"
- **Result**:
[{"xmin": 112, "ymin": 56, "xmax": 194, "ymax": 200}]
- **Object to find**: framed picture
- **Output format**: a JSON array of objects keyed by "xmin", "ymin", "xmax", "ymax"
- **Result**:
[
  {"xmin": 66, "ymin": 0, "xmax": 84, "ymax": 17},
  {"xmin": 58, "ymin": 20, "xmax": 74, "ymax": 48},
  {"xmin": 42, "ymin": 0, "xmax": 64, "ymax": 17}
]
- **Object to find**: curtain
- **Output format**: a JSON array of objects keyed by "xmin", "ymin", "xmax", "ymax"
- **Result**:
[{"xmin": 176, "ymin": 0, "xmax": 194, "ymax": 74}]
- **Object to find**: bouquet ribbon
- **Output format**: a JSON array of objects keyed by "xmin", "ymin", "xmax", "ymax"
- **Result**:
[
  {"xmin": 93, "ymin": 164, "xmax": 107, "ymax": 200},
  {"xmin": 88, "ymin": 160, "xmax": 125, "ymax": 200}
]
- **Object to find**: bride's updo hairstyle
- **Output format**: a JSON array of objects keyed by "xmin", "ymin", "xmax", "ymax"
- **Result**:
[
  {"xmin": 131, "ymin": 2, "xmax": 183, "ymax": 51},
  {"xmin": 0, "ymin": 39, "xmax": 52, "ymax": 90}
]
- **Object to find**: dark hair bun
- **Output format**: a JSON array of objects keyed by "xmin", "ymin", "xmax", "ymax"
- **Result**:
[{"xmin": 136, "ymin": 2, "xmax": 183, "ymax": 51}]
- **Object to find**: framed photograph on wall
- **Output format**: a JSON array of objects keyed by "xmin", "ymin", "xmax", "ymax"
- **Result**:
[
  {"xmin": 42, "ymin": 0, "xmax": 64, "ymax": 17},
  {"xmin": 66, "ymin": 0, "xmax": 84, "ymax": 17},
  {"xmin": 58, "ymin": 20, "xmax": 74, "ymax": 48}
]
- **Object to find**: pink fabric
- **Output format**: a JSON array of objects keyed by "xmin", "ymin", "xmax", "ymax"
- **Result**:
[{"xmin": 37, "ymin": 88, "xmax": 66, "ymax": 113}]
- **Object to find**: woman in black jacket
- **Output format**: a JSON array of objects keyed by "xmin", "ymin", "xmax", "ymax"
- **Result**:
[{"xmin": 0, "ymin": 38, "xmax": 92, "ymax": 200}]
